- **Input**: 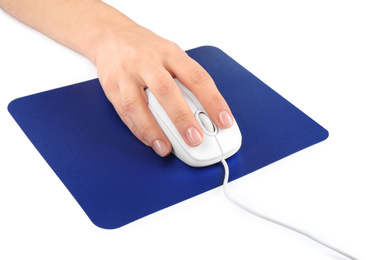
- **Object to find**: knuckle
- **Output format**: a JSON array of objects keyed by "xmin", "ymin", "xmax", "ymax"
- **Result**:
[
  {"xmin": 154, "ymin": 77, "xmax": 174, "ymax": 97},
  {"xmin": 99, "ymin": 75, "xmax": 115, "ymax": 93},
  {"xmin": 209, "ymin": 93, "xmax": 224, "ymax": 107},
  {"xmin": 121, "ymin": 95, "xmax": 138, "ymax": 114},
  {"xmin": 190, "ymin": 68, "xmax": 211, "ymax": 86},
  {"xmin": 173, "ymin": 110, "xmax": 192, "ymax": 125},
  {"xmin": 116, "ymin": 105, "xmax": 128, "ymax": 119},
  {"xmin": 139, "ymin": 125, "xmax": 155, "ymax": 139},
  {"xmin": 129, "ymin": 123, "xmax": 140, "ymax": 136},
  {"xmin": 164, "ymin": 41, "xmax": 181, "ymax": 54}
]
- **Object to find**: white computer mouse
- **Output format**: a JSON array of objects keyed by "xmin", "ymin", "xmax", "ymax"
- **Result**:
[{"xmin": 146, "ymin": 78, "xmax": 242, "ymax": 167}]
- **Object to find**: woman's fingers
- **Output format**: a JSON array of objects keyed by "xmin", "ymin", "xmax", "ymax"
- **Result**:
[
  {"xmin": 94, "ymin": 24, "xmax": 233, "ymax": 157},
  {"xmin": 119, "ymin": 78, "xmax": 172, "ymax": 157},
  {"xmin": 166, "ymin": 51, "xmax": 234, "ymax": 129},
  {"xmin": 140, "ymin": 65, "xmax": 204, "ymax": 147}
]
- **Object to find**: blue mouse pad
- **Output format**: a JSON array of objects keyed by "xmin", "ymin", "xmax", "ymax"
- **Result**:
[{"xmin": 8, "ymin": 46, "xmax": 328, "ymax": 229}]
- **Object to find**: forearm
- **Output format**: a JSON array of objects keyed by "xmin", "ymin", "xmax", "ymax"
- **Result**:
[{"xmin": 0, "ymin": 0, "xmax": 137, "ymax": 63}]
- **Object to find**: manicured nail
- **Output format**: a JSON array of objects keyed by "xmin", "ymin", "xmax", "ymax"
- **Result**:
[
  {"xmin": 186, "ymin": 127, "xmax": 203, "ymax": 146},
  {"xmin": 219, "ymin": 111, "xmax": 234, "ymax": 128},
  {"xmin": 152, "ymin": 139, "xmax": 169, "ymax": 157}
]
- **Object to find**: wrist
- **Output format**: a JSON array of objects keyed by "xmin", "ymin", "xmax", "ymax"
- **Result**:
[{"xmin": 74, "ymin": 5, "xmax": 139, "ymax": 65}]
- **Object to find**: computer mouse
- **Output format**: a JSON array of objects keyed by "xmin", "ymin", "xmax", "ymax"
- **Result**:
[{"xmin": 146, "ymin": 78, "xmax": 242, "ymax": 167}]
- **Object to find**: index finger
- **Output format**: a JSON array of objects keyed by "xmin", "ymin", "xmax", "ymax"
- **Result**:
[{"xmin": 165, "ymin": 51, "xmax": 234, "ymax": 129}]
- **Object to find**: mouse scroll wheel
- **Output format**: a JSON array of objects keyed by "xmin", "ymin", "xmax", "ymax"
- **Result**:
[{"xmin": 198, "ymin": 112, "xmax": 216, "ymax": 134}]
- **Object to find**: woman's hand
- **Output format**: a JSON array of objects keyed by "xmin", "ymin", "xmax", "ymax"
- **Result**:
[
  {"xmin": 93, "ymin": 23, "xmax": 234, "ymax": 156},
  {"xmin": 0, "ymin": 0, "xmax": 234, "ymax": 157}
]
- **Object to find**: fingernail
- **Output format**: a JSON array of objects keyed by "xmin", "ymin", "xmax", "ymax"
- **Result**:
[
  {"xmin": 186, "ymin": 127, "xmax": 203, "ymax": 146},
  {"xmin": 152, "ymin": 139, "xmax": 169, "ymax": 157},
  {"xmin": 219, "ymin": 111, "xmax": 234, "ymax": 128}
]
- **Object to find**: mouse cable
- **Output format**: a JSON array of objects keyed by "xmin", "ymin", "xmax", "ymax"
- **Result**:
[{"xmin": 220, "ymin": 159, "xmax": 359, "ymax": 260}]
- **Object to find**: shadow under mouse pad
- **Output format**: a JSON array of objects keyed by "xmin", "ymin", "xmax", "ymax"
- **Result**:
[{"xmin": 8, "ymin": 46, "xmax": 328, "ymax": 229}]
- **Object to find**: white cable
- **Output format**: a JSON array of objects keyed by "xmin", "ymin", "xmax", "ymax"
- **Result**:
[{"xmin": 221, "ymin": 159, "xmax": 359, "ymax": 260}]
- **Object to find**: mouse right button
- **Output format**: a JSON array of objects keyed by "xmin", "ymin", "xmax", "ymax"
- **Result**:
[{"xmin": 215, "ymin": 120, "xmax": 242, "ymax": 157}]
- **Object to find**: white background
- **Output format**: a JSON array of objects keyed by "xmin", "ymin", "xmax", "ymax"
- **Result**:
[{"xmin": 1, "ymin": 1, "xmax": 365, "ymax": 259}]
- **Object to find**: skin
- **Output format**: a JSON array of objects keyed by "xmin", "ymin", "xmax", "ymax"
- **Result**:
[{"xmin": 0, "ymin": 0, "xmax": 234, "ymax": 157}]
